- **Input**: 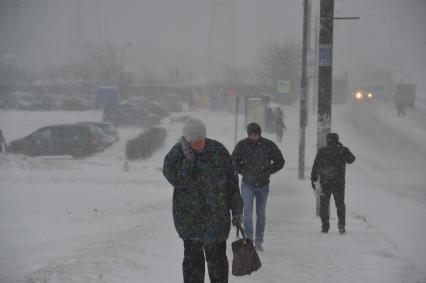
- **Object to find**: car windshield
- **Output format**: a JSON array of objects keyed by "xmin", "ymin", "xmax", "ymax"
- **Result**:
[{"xmin": 99, "ymin": 124, "xmax": 113, "ymax": 132}]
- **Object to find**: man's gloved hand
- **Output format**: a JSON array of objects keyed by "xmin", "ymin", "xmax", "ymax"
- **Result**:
[
  {"xmin": 311, "ymin": 181, "xmax": 316, "ymax": 190},
  {"xmin": 232, "ymin": 214, "xmax": 243, "ymax": 227},
  {"xmin": 337, "ymin": 142, "xmax": 347, "ymax": 155},
  {"xmin": 181, "ymin": 137, "xmax": 195, "ymax": 162}
]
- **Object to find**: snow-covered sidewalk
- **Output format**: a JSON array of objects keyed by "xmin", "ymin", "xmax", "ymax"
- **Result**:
[
  {"xmin": 237, "ymin": 174, "xmax": 423, "ymax": 283},
  {"xmin": 1, "ymin": 108, "xmax": 425, "ymax": 282}
]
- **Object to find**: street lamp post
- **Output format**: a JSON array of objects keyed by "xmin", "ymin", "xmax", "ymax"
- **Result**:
[
  {"xmin": 119, "ymin": 43, "xmax": 132, "ymax": 98},
  {"xmin": 298, "ymin": 0, "xmax": 310, "ymax": 179}
]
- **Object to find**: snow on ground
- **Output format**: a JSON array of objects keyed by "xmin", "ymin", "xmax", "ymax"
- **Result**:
[
  {"xmin": 0, "ymin": 102, "xmax": 425, "ymax": 282},
  {"xmin": 334, "ymin": 101, "xmax": 426, "ymax": 274}
]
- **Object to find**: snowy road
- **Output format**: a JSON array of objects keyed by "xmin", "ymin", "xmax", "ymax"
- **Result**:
[
  {"xmin": 1, "ymin": 107, "xmax": 426, "ymax": 282},
  {"xmin": 334, "ymin": 102, "xmax": 426, "ymax": 273}
]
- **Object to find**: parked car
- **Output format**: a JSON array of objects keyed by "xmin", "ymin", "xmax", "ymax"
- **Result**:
[
  {"xmin": 7, "ymin": 124, "xmax": 107, "ymax": 158},
  {"xmin": 103, "ymin": 103, "xmax": 162, "ymax": 127},
  {"xmin": 160, "ymin": 93, "xmax": 183, "ymax": 113},
  {"xmin": 30, "ymin": 95, "xmax": 55, "ymax": 110},
  {"xmin": 12, "ymin": 91, "xmax": 33, "ymax": 110},
  {"xmin": 60, "ymin": 98, "xmax": 87, "ymax": 111},
  {"xmin": 77, "ymin": 122, "xmax": 119, "ymax": 143},
  {"xmin": 131, "ymin": 100, "xmax": 170, "ymax": 118},
  {"xmin": 77, "ymin": 122, "xmax": 117, "ymax": 147},
  {"xmin": 0, "ymin": 93, "xmax": 19, "ymax": 109}
]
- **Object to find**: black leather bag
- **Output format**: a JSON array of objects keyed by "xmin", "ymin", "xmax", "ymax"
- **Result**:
[{"xmin": 231, "ymin": 222, "xmax": 261, "ymax": 276}]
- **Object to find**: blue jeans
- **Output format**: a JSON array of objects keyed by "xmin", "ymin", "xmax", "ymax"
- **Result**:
[{"xmin": 241, "ymin": 182, "xmax": 269, "ymax": 243}]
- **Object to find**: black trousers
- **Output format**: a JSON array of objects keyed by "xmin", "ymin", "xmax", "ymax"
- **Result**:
[
  {"xmin": 183, "ymin": 240, "xmax": 228, "ymax": 283},
  {"xmin": 320, "ymin": 184, "xmax": 345, "ymax": 228}
]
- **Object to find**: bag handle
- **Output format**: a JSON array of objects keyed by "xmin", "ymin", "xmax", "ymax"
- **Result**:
[{"xmin": 235, "ymin": 221, "xmax": 246, "ymax": 240}]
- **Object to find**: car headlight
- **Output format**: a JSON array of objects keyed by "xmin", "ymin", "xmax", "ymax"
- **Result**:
[
  {"xmin": 355, "ymin": 92, "xmax": 363, "ymax": 99},
  {"xmin": 367, "ymin": 93, "xmax": 373, "ymax": 98}
]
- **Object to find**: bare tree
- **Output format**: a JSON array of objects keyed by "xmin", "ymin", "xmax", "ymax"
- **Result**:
[{"xmin": 256, "ymin": 41, "xmax": 300, "ymax": 89}]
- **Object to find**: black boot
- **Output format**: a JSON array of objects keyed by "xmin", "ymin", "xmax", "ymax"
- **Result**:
[
  {"xmin": 183, "ymin": 240, "xmax": 205, "ymax": 283},
  {"xmin": 321, "ymin": 223, "xmax": 330, "ymax": 233},
  {"xmin": 338, "ymin": 226, "xmax": 346, "ymax": 234},
  {"xmin": 205, "ymin": 241, "xmax": 229, "ymax": 283}
]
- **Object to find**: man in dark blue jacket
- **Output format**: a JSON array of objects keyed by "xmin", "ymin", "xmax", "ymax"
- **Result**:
[
  {"xmin": 311, "ymin": 133, "xmax": 355, "ymax": 234},
  {"xmin": 232, "ymin": 122, "xmax": 285, "ymax": 251}
]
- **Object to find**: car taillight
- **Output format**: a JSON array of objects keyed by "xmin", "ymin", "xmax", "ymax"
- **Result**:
[{"xmin": 91, "ymin": 139, "xmax": 98, "ymax": 145}]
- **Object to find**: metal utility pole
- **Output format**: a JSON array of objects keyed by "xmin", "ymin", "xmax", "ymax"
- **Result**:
[
  {"xmin": 312, "ymin": 14, "xmax": 319, "ymax": 115},
  {"xmin": 298, "ymin": 0, "xmax": 310, "ymax": 179},
  {"xmin": 316, "ymin": 0, "xmax": 359, "ymax": 148},
  {"xmin": 317, "ymin": 0, "xmax": 335, "ymax": 149},
  {"xmin": 305, "ymin": 0, "xmax": 312, "ymax": 127},
  {"xmin": 234, "ymin": 96, "xmax": 240, "ymax": 145},
  {"xmin": 208, "ymin": 0, "xmax": 237, "ymax": 84},
  {"xmin": 119, "ymin": 43, "xmax": 132, "ymax": 98}
]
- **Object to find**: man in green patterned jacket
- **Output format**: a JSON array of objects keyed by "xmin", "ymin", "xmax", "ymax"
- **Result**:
[{"xmin": 163, "ymin": 118, "xmax": 243, "ymax": 283}]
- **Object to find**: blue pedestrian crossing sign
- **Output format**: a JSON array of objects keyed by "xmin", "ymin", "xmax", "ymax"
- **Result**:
[
  {"xmin": 278, "ymin": 80, "xmax": 290, "ymax": 94},
  {"xmin": 319, "ymin": 44, "xmax": 333, "ymax": 66}
]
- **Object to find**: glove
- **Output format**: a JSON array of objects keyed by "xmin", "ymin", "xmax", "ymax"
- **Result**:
[
  {"xmin": 311, "ymin": 181, "xmax": 316, "ymax": 190},
  {"xmin": 232, "ymin": 214, "xmax": 243, "ymax": 227},
  {"xmin": 337, "ymin": 143, "xmax": 347, "ymax": 155},
  {"xmin": 181, "ymin": 137, "xmax": 195, "ymax": 162}
]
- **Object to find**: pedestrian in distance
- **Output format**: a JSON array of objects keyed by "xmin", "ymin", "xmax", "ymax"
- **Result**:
[
  {"xmin": 274, "ymin": 107, "xmax": 286, "ymax": 142},
  {"xmin": 265, "ymin": 107, "xmax": 274, "ymax": 134},
  {"xmin": 311, "ymin": 133, "xmax": 355, "ymax": 234},
  {"xmin": 395, "ymin": 97, "xmax": 406, "ymax": 117},
  {"xmin": 163, "ymin": 118, "xmax": 243, "ymax": 283},
  {"xmin": 0, "ymin": 129, "xmax": 6, "ymax": 153},
  {"xmin": 232, "ymin": 122, "xmax": 285, "ymax": 251}
]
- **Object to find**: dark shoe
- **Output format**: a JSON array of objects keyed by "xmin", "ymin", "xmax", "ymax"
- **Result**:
[
  {"xmin": 339, "ymin": 226, "xmax": 346, "ymax": 234},
  {"xmin": 255, "ymin": 242, "xmax": 264, "ymax": 252},
  {"xmin": 321, "ymin": 224, "xmax": 330, "ymax": 233}
]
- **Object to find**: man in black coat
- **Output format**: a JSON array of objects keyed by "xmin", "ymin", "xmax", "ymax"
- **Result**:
[
  {"xmin": 311, "ymin": 133, "xmax": 355, "ymax": 234},
  {"xmin": 232, "ymin": 122, "xmax": 285, "ymax": 251}
]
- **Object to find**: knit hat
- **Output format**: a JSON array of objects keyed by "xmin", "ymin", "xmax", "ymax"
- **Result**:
[
  {"xmin": 182, "ymin": 118, "xmax": 207, "ymax": 142},
  {"xmin": 247, "ymin": 122, "xmax": 261, "ymax": 135}
]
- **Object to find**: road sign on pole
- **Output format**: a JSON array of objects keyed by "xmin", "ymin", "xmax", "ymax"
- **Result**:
[
  {"xmin": 278, "ymin": 80, "xmax": 290, "ymax": 94},
  {"xmin": 319, "ymin": 44, "xmax": 333, "ymax": 67}
]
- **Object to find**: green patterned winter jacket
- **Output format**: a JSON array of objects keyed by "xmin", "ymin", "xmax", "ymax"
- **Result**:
[{"xmin": 163, "ymin": 138, "xmax": 243, "ymax": 242}]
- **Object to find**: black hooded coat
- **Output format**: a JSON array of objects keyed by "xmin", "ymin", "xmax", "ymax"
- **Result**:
[{"xmin": 311, "ymin": 134, "xmax": 355, "ymax": 187}]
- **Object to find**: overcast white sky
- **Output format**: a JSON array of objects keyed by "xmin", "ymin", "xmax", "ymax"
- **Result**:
[{"xmin": 0, "ymin": 0, "xmax": 425, "ymax": 86}]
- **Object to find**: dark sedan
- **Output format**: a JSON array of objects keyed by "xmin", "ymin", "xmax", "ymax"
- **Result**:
[
  {"xmin": 7, "ymin": 124, "xmax": 107, "ymax": 158},
  {"xmin": 103, "ymin": 103, "xmax": 162, "ymax": 127}
]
